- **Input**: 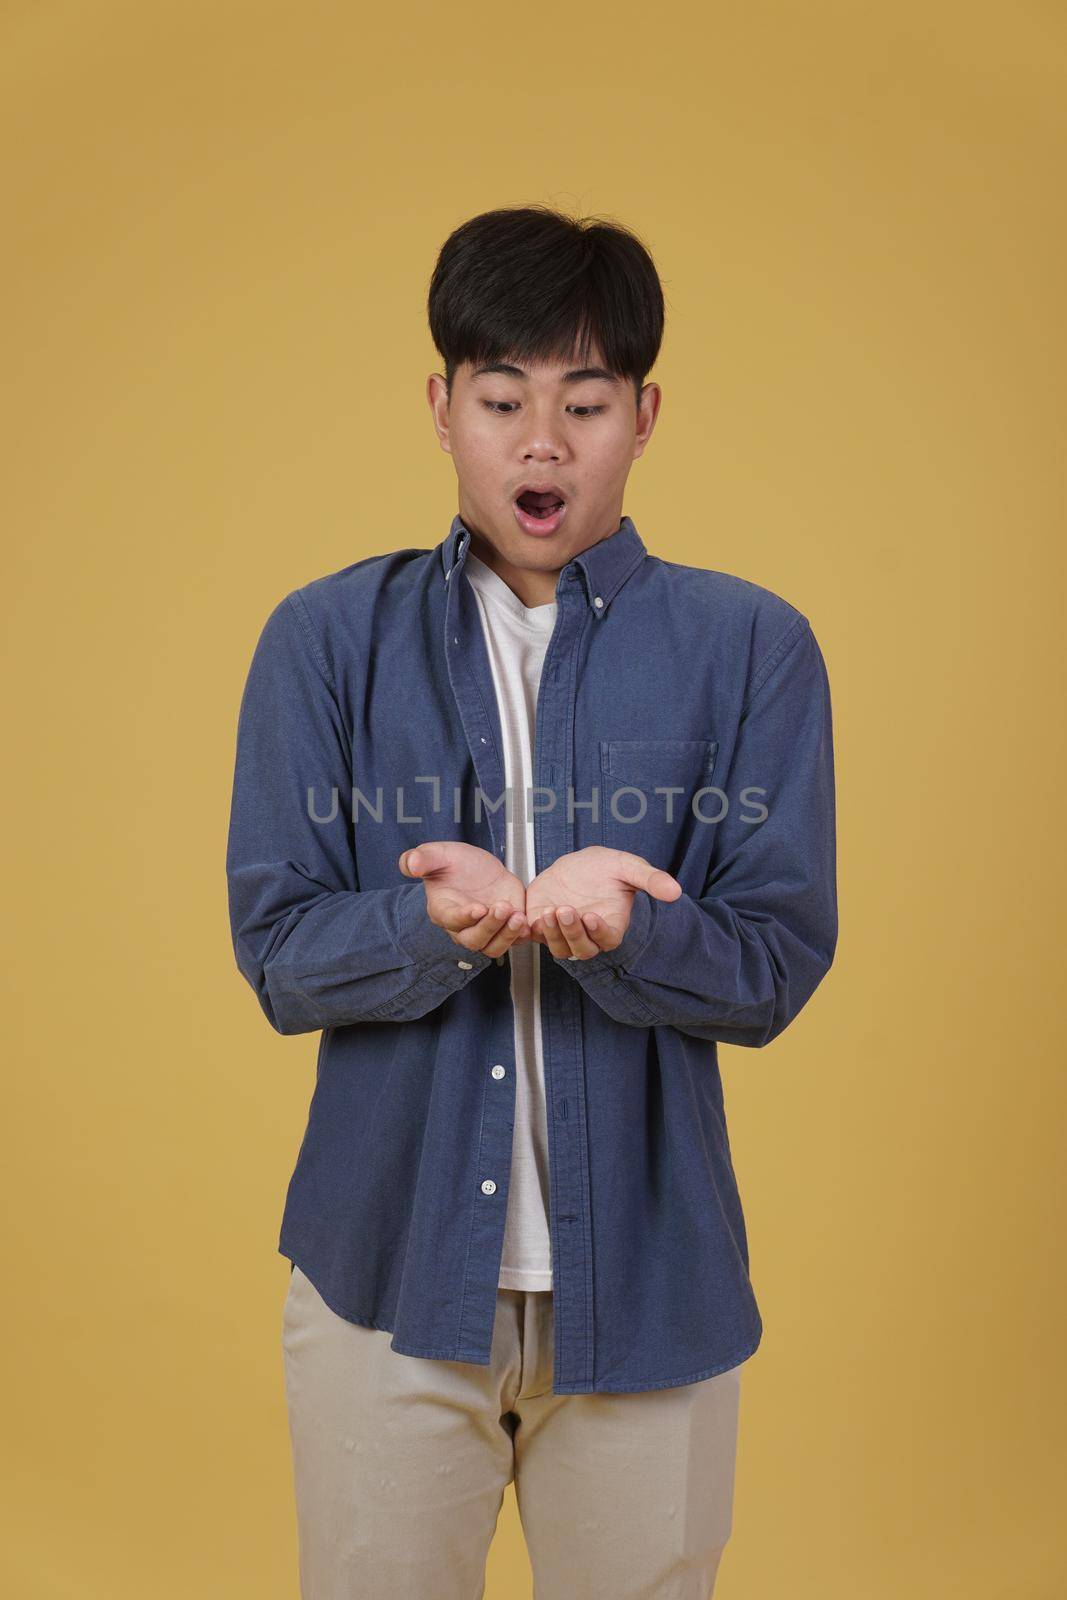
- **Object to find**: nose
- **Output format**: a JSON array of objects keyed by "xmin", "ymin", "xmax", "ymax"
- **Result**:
[
  {"xmin": 520, "ymin": 434, "xmax": 564, "ymax": 463},
  {"xmin": 518, "ymin": 399, "xmax": 567, "ymax": 460}
]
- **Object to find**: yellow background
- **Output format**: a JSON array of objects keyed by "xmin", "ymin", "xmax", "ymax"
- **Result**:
[{"xmin": 3, "ymin": 2, "xmax": 1064, "ymax": 1595}]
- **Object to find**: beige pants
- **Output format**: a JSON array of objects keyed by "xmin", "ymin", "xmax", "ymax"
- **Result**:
[{"xmin": 282, "ymin": 1263, "xmax": 744, "ymax": 1599}]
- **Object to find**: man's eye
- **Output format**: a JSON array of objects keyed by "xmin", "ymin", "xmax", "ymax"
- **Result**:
[{"xmin": 480, "ymin": 401, "xmax": 606, "ymax": 418}]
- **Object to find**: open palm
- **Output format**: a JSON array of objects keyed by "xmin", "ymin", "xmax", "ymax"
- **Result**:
[
  {"xmin": 525, "ymin": 846, "xmax": 682, "ymax": 953},
  {"xmin": 400, "ymin": 841, "xmax": 683, "ymax": 963},
  {"xmin": 398, "ymin": 841, "xmax": 528, "ymax": 958}
]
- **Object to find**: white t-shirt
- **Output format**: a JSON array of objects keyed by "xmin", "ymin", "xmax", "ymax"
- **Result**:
[{"xmin": 463, "ymin": 550, "xmax": 556, "ymax": 1291}]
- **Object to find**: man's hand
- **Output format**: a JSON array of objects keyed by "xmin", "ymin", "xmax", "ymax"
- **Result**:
[
  {"xmin": 525, "ymin": 846, "xmax": 682, "ymax": 962},
  {"xmin": 399, "ymin": 842, "xmax": 682, "ymax": 966},
  {"xmin": 399, "ymin": 842, "xmax": 531, "ymax": 959}
]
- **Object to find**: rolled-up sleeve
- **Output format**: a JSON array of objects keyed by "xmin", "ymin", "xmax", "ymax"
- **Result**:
[
  {"xmin": 558, "ymin": 618, "xmax": 838, "ymax": 1046},
  {"xmin": 225, "ymin": 592, "xmax": 491, "ymax": 1035}
]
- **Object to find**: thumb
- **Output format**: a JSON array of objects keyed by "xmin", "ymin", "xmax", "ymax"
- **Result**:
[
  {"xmin": 616, "ymin": 854, "xmax": 683, "ymax": 904},
  {"xmin": 398, "ymin": 842, "xmax": 450, "ymax": 879}
]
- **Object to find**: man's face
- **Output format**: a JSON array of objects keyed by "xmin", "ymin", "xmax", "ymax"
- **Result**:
[{"xmin": 427, "ymin": 346, "xmax": 660, "ymax": 587}]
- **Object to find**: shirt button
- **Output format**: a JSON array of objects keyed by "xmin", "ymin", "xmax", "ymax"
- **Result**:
[
  {"xmin": 480, "ymin": 1178, "xmax": 497, "ymax": 1195},
  {"xmin": 593, "ymin": 595, "xmax": 604, "ymax": 608},
  {"xmin": 491, "ymin": 1064, "xmax": 505, "ymax": 1079},
  {"xmin": 457, "ymin": 959, "xmax": 473, "ymax": 970}
]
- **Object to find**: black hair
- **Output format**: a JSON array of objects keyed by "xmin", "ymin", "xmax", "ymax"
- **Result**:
[{"xmin": 427, "ymin": 205, "xmax": 665, "ymax": 409}]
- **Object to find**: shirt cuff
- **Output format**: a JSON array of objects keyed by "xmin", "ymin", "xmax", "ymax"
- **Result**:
[
  {"xmin": 394, "ymin": 882, "xmax": 495, "ymax": 973},
  {"xmin": 552, "ymin": 889, "xmax": 656, "ymax": 974}
]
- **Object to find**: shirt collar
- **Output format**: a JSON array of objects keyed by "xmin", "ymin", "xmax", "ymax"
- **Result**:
[{"xmin": 440, "ymin": 512, "xmax": 647, "ymax": 618}]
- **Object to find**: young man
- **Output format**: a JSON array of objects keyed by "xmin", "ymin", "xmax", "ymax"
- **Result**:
[{"xmin": 226, "ymin": 205, "xmax": 838, "ymax": 1599}]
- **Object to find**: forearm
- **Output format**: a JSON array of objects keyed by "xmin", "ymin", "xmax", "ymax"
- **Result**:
[
  {"xmin": 228, "ymin": 873, "xmax": 493, "ymax": 1035},
  {"xmin": 552, "ymin": 886, "xmax": 835, "ymax": 1046}
]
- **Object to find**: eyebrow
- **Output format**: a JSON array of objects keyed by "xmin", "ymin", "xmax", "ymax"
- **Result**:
[{"xmin": 470, "ymin": 362, "xmax": 620, "ymax": 385}]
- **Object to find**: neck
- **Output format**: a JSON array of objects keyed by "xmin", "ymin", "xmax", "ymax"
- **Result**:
[{"xmin": 466, "ymin": 535, "xmax": 560, "ymax": 608}]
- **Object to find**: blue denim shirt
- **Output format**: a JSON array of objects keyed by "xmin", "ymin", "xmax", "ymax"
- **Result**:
[{"xmin": 226, "ymin": 513, "xmax": 837, "ymax": 1394}]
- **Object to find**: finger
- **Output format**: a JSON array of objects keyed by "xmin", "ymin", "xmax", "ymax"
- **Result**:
[
  {"xmin": 537, "ymin": 908, "xmax": 589, "ymax": 961},
  {"xmin": 399, "ymin": 843, "xmax": 450, "ymax": 879},
  {"xmin": 646, "ymin": 866, "xmax": 683, "ymax": 902},
  {"xmin": 435, "ymin": 901, "xmax": 489, "ymax": 933},
  {"xmin": 553, "ymin": 905, "xmax": 601, "ymax": 961},
  {"xmin": 446, "ymin": 902, "xmax": 511, "ymax": 948},
  {"xmin": 451, "ymin": 902, "xmax": 526, "ymax": 957},
  {"xmin": 576, "ymin": 911, "xmax": 620, "ymax": 953},
  {"xmin": 475, "ymin": 905, "xmax": 531, "ymax": 959},
  {"xmin": 612, "ymin": 852, "xmax": 683, "ymax": 903}
]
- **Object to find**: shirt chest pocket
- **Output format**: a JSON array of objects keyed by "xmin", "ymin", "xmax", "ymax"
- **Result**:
[{"xmin": 598, "ymin": 738, "xmax": 719, "ymax": 870}]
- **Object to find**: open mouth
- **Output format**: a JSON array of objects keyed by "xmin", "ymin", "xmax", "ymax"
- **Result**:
[
  {"xmin": 512, "ymin": 485, "xmax": 568, "ymax": 535},
  {"xmin": 515, "ymin": 487, "xmax": 566, "ymax": 520}
]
